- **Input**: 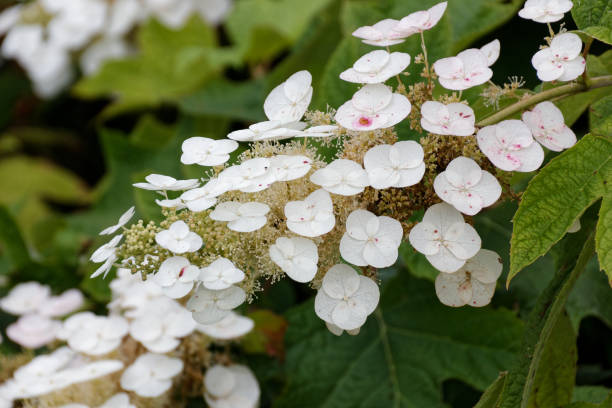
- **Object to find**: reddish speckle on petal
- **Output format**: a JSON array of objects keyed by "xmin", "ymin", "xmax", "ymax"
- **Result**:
[
  {"xmin": 433, "ymin": 229, "xmax": 438, "ymax": 233},
  {"xmin": 179, "ymin": 267, "xmax": 186, "ymax": 278},
  {"xmin": 357, "ymin": 116, "xmax": 373, "ymax": 127},
  {"xmin": 303, "ymin": 160, "xmax": 309, "ymax": 164}
]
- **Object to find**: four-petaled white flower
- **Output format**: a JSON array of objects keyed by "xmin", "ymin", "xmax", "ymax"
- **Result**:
[
  {"xmin": 204, "ymin": 364, "xmax": 261, "ymax": 408},
  {"xmin": 314, "ymin": 264, "xmax": 380, "ymax": 333},
  {"xmin": 181, "ymin": 137, "xmax": 239, "ymax": 167},
  {"xmin": 264, "ymin": 70, "xmax": 313, "ymax": 124},
  {"xmin": 269, "ymin": 155, "xmax": 312, "ymax": 181},
  {"xmin": 39, "ymin": 289, "xmax": 84, "ymax": 317},
  {"xmin": 352, "ymin": 19, "xmax": 404, "ymax": 46},
  {"xmin": 532, "ymin": 33, "xmax": 585, "ymax": 82},
  {"xmin": 392, "ymin": 2, "xmax": 447, "ymax": 37},
  {"xmin": 90, "ymin": 234, "xmax": 122, "ymax": 263},
  {"xmin": 340, "ymin": 210, "xmax": 403, "ymax": 268},
  {"xmin": 6, "ymin": 314, "xmax": 61, "ymax": 349},
  {"xmin": 227, "ymin": 120, "xmax": 306, "ymax": 142},
  {"xmin": 409, "ymin": 203, "xmax": 482, "ymax": 273},
  {"xmin": 269, "ymin": 236, "xmax": 319, "ymax": 282},
  {"xmin": 99, "ymin": 206, "xmax": 134, "ymax": 235},
  {"xmin": 285, "ymin": 189, "xmax": 335, "ymax": 237},
  {"xmin": 519, "ymin": 0, "xmax": 573, "ymax": 23},
  {"xmin": 296, "ymin": 125, "xmax": 339, "ymax": 138},
  {"xmin": 155, "ymin": 221, "xmax": 203, "ymax": 254},
  {"xmin": 187, "ymin": 285, "xmax": 247, "ymax": 324},
  {"xmin": 522, "ymin": 101, "xmax": 577, "ymax": 151},
  {"xmin": 209, "ymin": 202, "xmax": 270, "ymax": 232},
  {"xmin": 120, "ymin": 353, "xmax": 183, "ymax": 397},
  {"xmin": 420, "ymin": 101, "xmax": 475, "ymax": 136},
  {"xmin": 434, "ymin": 157, "xmax": 502, "ymax": 216},
  {"xmin": 129, "ymin": 302, "xmax": 196, "ymax": 353},
  {"xmin": 218, "ymin": 157, "xmax": 275, "ymax": 193},
  {"xmin": 196, "ymin": 312, "xmax": 255, "ymax": 340},
  {"xmin": 435, "ymin": 249, "xmax": 502, "ymax": 307},
  {"xmin": 0, "ymin": 282, "xmax": 50, "ymax": 315},
  {"xmin": 433, "ymin": 39, "xmax": 500, "ymax": 90},
  {"xmin": 310, "ymin": 159, "xmax": 369, "ymax": 196},
  {"xmin": 363, "ymin": 140, "xmax": 425, "ymax": 189},
  {"xmin": 339, "ymin": 50, "xmax": 411, "ymax": 84},
  {"xmin": 335, "ymin": 84, "xmax": 412, "ymax": 131},
  {"xmin": 477, "ymin": 119, "xmax": 544, "ymax": 172},
  {"xmin": 153, "ymin": 256, "xmax": 200, "ymax": 299},
  {"xmin": 200, "ymin": 257, "xmax": 245, "ymax": 290},
  {"xmin": 57, "ymin": 312, "xmax": 129, "ymax": 355},
  {"xmin": 180, "ymin": 178, "xmax": 229, "ymax": 212},
  {"xmin": 133, "ymin": 173, "xmax": 198, "ymax": 191}
]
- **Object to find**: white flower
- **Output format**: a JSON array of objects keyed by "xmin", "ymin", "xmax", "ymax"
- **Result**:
[
  {"xmin": 264, "ymin": 71, "xmax": 313, "ymax": 123},
  {"xmin": 187, "ymin": 285, "xmax": 247, "ymax": 324},
  {"xmin": 180, "ymin": 178, "xmax": 229, "ymax": 212},
  {"xmin": 310, "ymin": 159, "xmax": 369, "ymax": 196},
  {"xmin": 156, "ymin": 197, "xmax": 186, "ymax": 209},
  {"xmin": 296, "ymin": 125, "xmax": 339, "ymax": 138},
  {"xmin": 335, "ymin": 84, "xmax": 412, "ymax": 131},
  {"xmin": 143, "ymin": 0, "xmax": 194, "ymax": 28},
  {"xmin": 285, "ymin": 189, "xmax": 335, "ymax": 237},
  {"xmin": 129, "ymin": 302, "xmax": 196, "ymax": 353},
  {"xmin": 204, "ymin": 364, "xmax": 260, "ymax": 408},
  {"xmin": 0, "ymin": 282, "xmax": 50, "ymax": 315},
  {"xmin": 200, "ymin": 258, "xmax": 245, "ymax": 290},
  {"xmin": 314, "ymin": 264, "xmax": 380, "ymax": 332},
  {"xmin": 352, "ymin": 18, "xmax": 405, "ymax": 46},
  {"xmin": 433, "ymin": 40, "xmax": 500, "ymax": 90},
  {"xmin": 420, "ymin": 101, "xmax": 475, "ymax": 136},
  {"xmin": 109, "ymin": 269, "xmax": 164, "ymax": 318},
  {"xmin": 392, "ymin": 2, "xmax": 448, "ymax": 37},
  {"xmin": 6, "ymin": 314, "xmax": 60, "ymax": 349},
  {"xmin": 227, "ymin": 120, "xmax": 306, "ymax": 142},
  {"xmin": 209, "ymin": 202, "xmax": 270, "ymax": 232},
  {"xmin": 196, "ymin": 312, "xmax": 254, "ymax": 340},
  {"xmin": 120, "ymin": 353, "xmax": 183, "ymax": 397},
  {"xmin": 339, "ymin": 50, "xmax": 411, "ymax": 84},
  {"xmin": 90, "ymin": 234, "xmax": 122, "ymax": 263},
  {"xmin": 80, "ymin": 37, "xmax": 131, "ymax": 76},
  {"xmin": 91, "ymin": 254, "xmax": 117, "ymax": 279},
  {"xmin": 363, "ymin": 140, "xmax": 425, "ymax": 189},
  {"xmin": 46, "ymin": 0, "xmax": 107, "ymax": 51},
  {"xmin": 434, "ymin": 157, "xmax": 502, "ymax": 215},
  {"xmin": 532, "ymin": 33, "xmax": 585, "ymax": 82},
  {"xmin": 0, "ymin": 5, "xmax": 21, "ymax": 35},
  {"xmin": 477, "ymin": 119, "xmax": 544, "ymax": 172},
  {"xmin": 435, "ymin": 249, "xmax": 502, "ymax": 307},
  {"xmin": 519, "ymin": 0, "xmax": 573, "ymax": 23},
  {"xmin": 181, "ymin": 137, "xmax": 239, "ymax": 166},
  {"xmin": 106, "ymin": 0, "xmax": 142, "ymax": 36},
  {"xmin": 522, "ymin": 101, "xmax": 576, "ymax": 151},
  {"xmin": 39, "ymin": 289, "xmax": 84, "ymax": 317},
  {"xmin": 268, "ymin": 155, "xmax": 312, "ymax": 182},
  {"xmin": 155, "ymin": 221, "xmax": 203, "ymax": 253},
  {"xmin": 193, "ymin": 0, "xmax": 233, "ymax": 25},
  {"xmin": 100, "ymin": 207, "xmax": 135, "ymax": 235},
  {"xmin": 153, "ymin": 256, "xmax": 200, "ymax": 299},
  {"xmin": 218, "ymin": 157, "xmax": 275, "ymax": 192},
  {"xmin": 57, "ymin": 312, "xmax": 128, "ymax": 355},
  {"xmin": 409, "ymin": 203, "xmax": 482, "ymax": 273},
  {"xmin": 340, "ymin": 210, "xmax": 403, "ymax": 268},
  {"xmin": 269, "ymin": 237, "xmax": 319, "ymax": 282},
  {"xmin": 133, "ymin": 173, "xmax": 199, "ymax": 191}
]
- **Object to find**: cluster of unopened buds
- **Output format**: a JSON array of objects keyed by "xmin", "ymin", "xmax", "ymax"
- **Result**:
[
  {"xmin": 0, "ymin": 0, "xmax": 232, "ymax": 97},
  {"xmin": 0, "ymin": 0, "xmax": 587, "ymax": 406}
]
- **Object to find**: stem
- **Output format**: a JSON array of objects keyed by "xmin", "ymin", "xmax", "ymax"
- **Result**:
[
  {"xmin": 420, "ymin": 31, "xmax": 432, "ymax": 89},
  {"xmin": 546, "ymin": 22, "xmax": 555, "ymax": 39},
  {"xmin": 476, "ymin": 75, "xmax": 612, "ymax": 127}
]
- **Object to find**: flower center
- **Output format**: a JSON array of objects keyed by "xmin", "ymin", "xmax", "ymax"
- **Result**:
[{"xmin": 358, "ymin": 116, "xmax": 372, "ymax": 126}]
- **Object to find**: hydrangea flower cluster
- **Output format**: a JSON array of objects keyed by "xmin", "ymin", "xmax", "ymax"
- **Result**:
[
  {"xmin": 0, "ymin": 0, "xmax": 233, "ymax": 97},
  {"xmin": 91, "ymin": 0, "xmax": 584, "ymax": 342}
]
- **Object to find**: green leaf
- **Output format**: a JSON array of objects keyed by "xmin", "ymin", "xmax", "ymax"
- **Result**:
[
  {"xmin": 596, "ymin": 196, "xmax": 612, "ymax": 282},
  {"xmin": 572, "ymin": 0, "xmax": 612, "ymax": 44},
  {"xmin": 567, "ymin": 256, "xmax": 612, "ymax": 328},
  {"xmin": 563, "ymin": 391, "xmax": 612, "ymax": 408},
  {"xmin": 242, "ymin": 310, "xmax": 288, "ymax": 357},
  {"xmin": 0, "ymin": 205, "xmax": 31, "ymax": 270},
  {"xmin": 499, "ymin": 233, "xmax": 595, "ymax": 408},
  {"xmin": 527, "ymin": 313, "xmax": 577, "ymax": 408},
  {"xmin": 225, "ymin": 0, "xmax": 334, "ymax": 62},
  {"xmin": 591, "ymin": 95, "xmax": 612, "ymax": 137},
  {"xmin": 275, "ymin": 274, "xmax": 523, "ymax": 408},
  {"xmin": 399, "ymin": 242, "xmax": 439, "ymax": 281},
  {"xmin": 573, "ymin": 386, "xmax": 612, "ymax": 404},
  {"xmin": 509, "ymin": 134, "xmax": 612, "ymax": 282},
  {"xmin": 474, "ymin": 373, "xmax": 507, "ymax": 408},
  {"xmin": 74, "ymin": 17, "xmax": 220, "ymax": 116}
]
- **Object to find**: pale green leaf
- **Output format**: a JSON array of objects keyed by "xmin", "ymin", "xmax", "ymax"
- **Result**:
[{"xmin": 572, "ymin": 0, "xmax": 612, "ymax": 44}]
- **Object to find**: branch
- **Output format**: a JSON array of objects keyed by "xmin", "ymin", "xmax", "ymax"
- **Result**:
[{"xmin": 476, "ymin": 75, "xmax": 612, "ymax": 127}]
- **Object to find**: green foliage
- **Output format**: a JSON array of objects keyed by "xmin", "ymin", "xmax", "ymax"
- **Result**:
[
  {"xmin": 509, "ymin": 135, "xmax": 612, "ymax": 282},
  {"xmin": 275, "ymin": 273, "xmax": 523, "ymax": 407},
  {"xmin": 0, "ymin": 206, "xmax": 31, "ymax": 271},
  {"xmin": 572, "ymin": 0, "xmax": 612, "ymax": 45},
  {"xmin": 597, "ymin": 196, "xmax": 612, "ymax": 282},
  {"xmin": 474, "ymin": 373, "xmax": 507, "ymax": 408}
]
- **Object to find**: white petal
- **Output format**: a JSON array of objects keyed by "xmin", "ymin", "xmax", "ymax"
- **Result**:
[
  {"xmin": 463, "ymin": 249, "xmax": 503, "ymax": 284},
  {"xmin": 322, "ymin": 264, "xmax": 360, "ymax": 299},
  {"xmin": 427, "ymin": 246, "xmax": 466, "ymax": 273}
]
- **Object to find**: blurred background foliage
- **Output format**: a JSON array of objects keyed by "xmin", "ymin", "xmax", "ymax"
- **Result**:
[{"xmin": 0, "ymin": 0, "xmax": 610, "ymax": 406}]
